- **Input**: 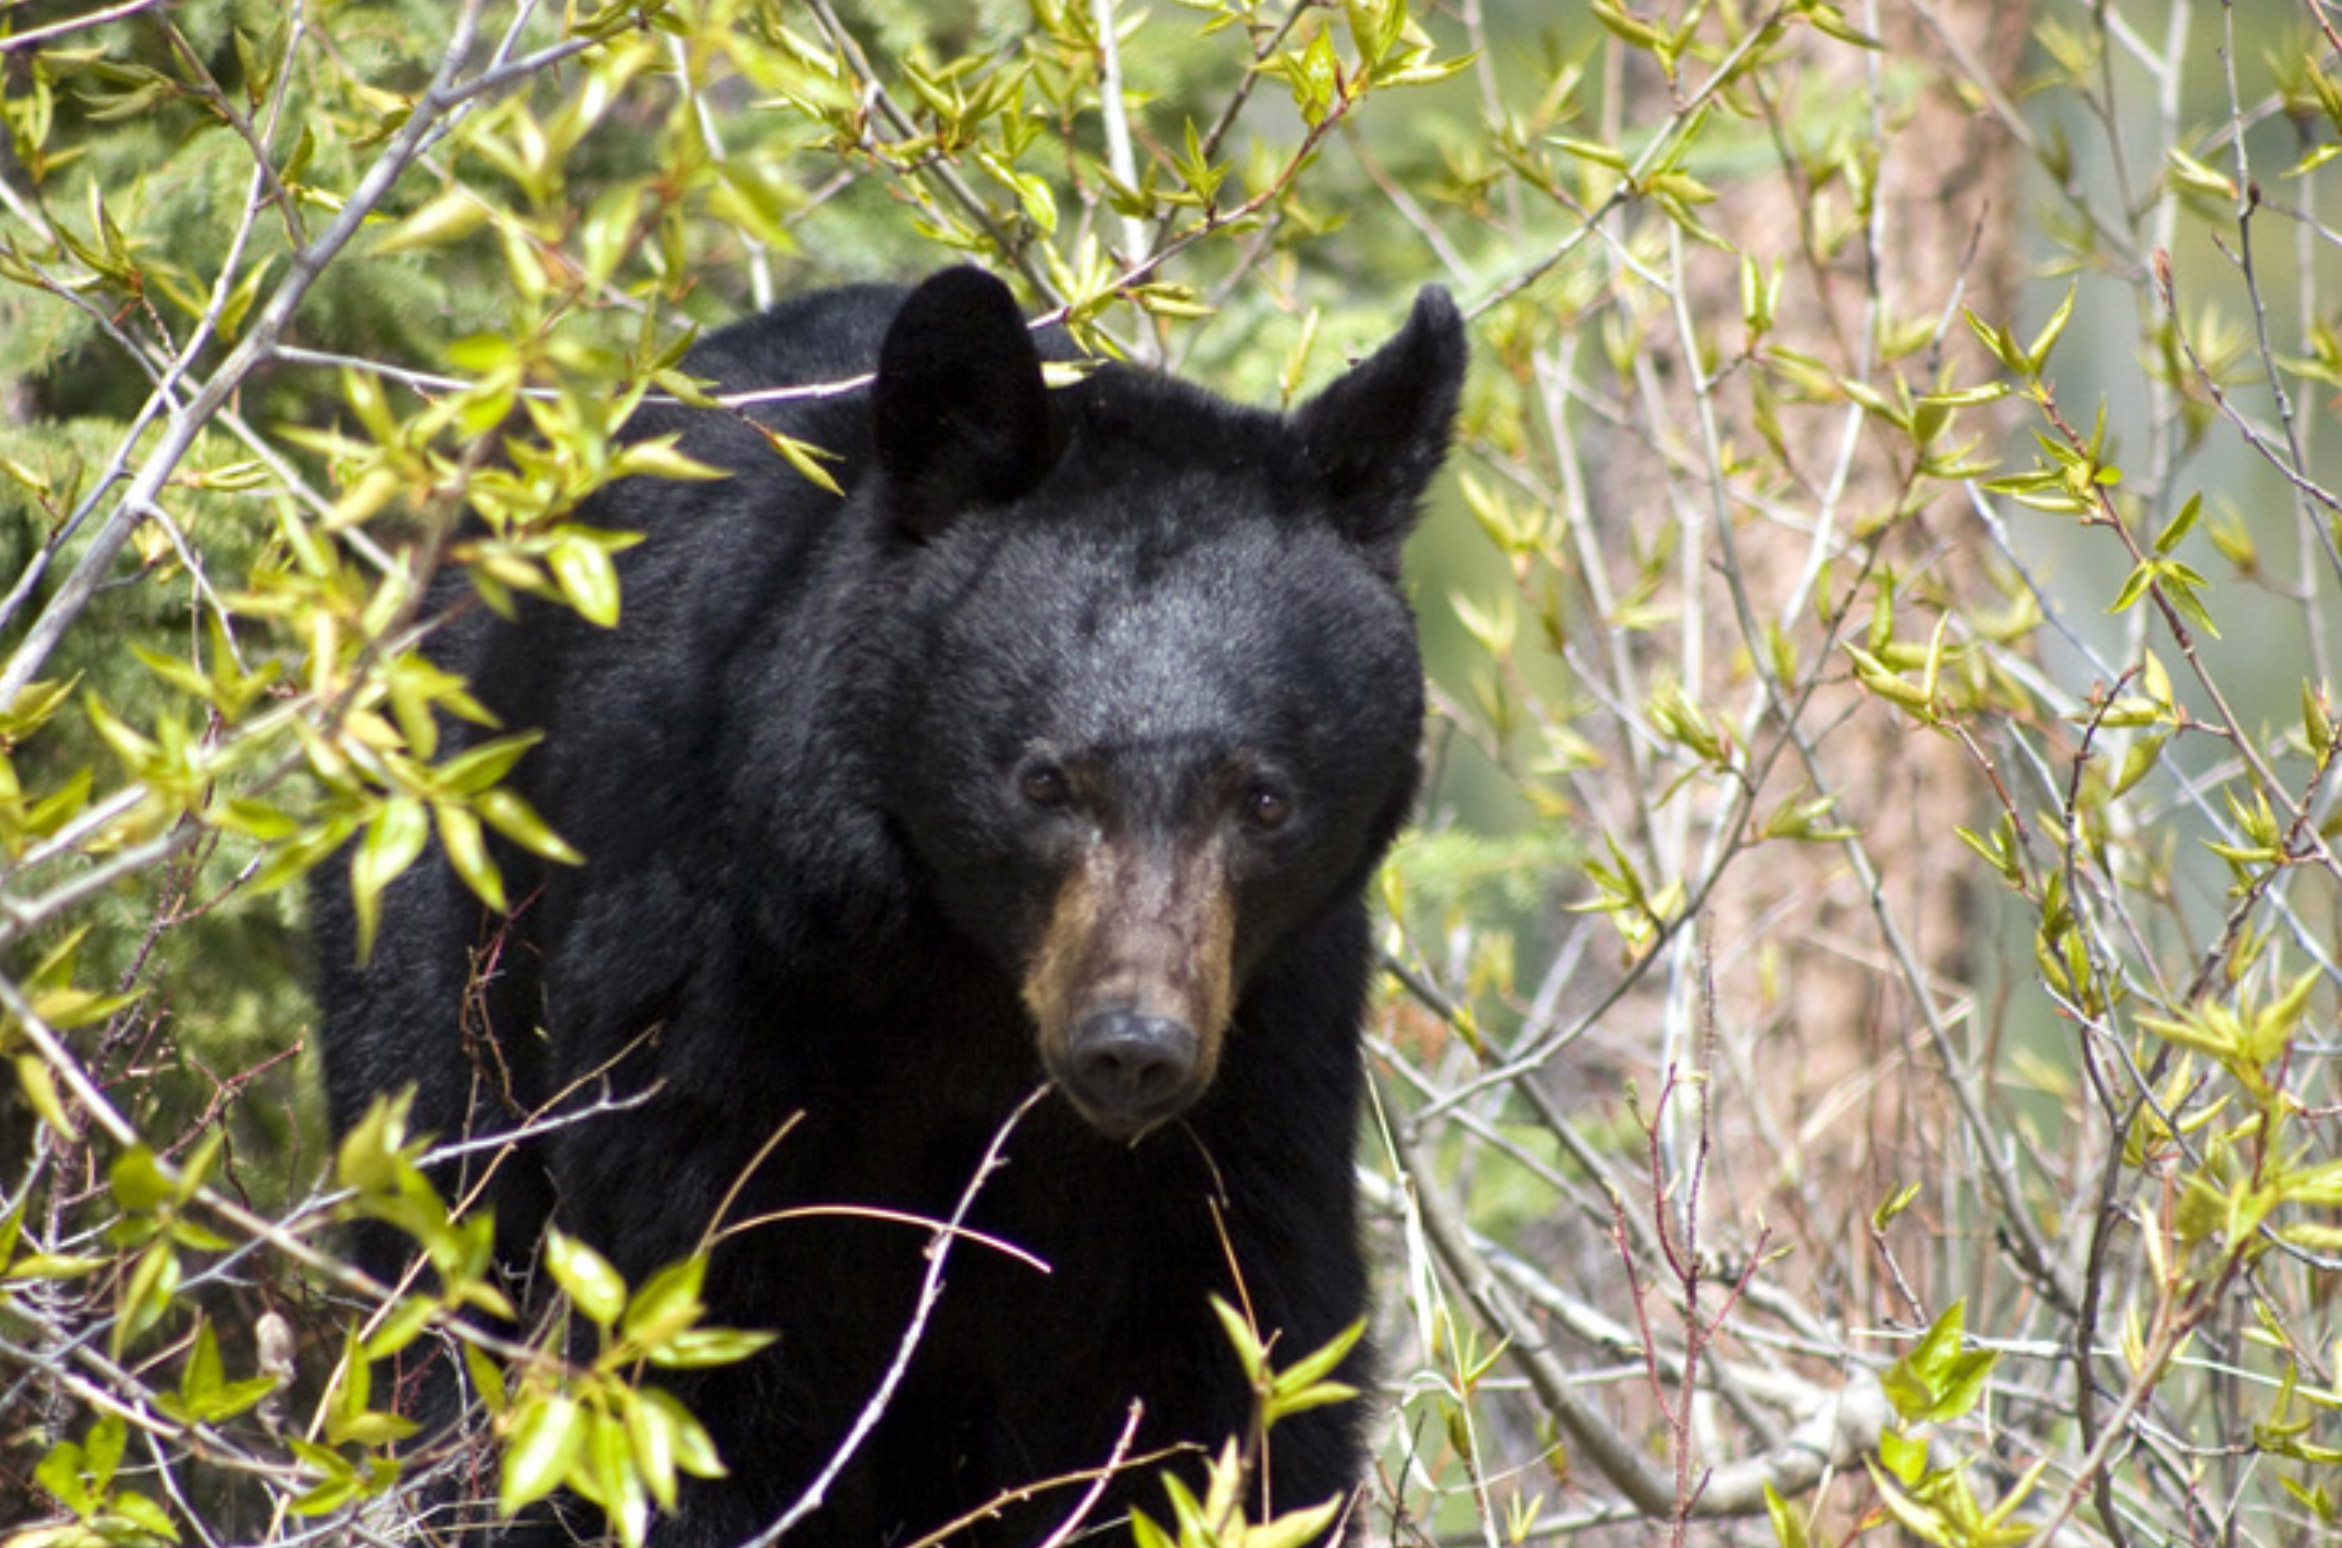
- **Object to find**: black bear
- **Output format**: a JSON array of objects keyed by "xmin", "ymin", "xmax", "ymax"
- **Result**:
[{"xmin": 317, "ymin": 267, "xmax": 1466, "ymax": 1545}]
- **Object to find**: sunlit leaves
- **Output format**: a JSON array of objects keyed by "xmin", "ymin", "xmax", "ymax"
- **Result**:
[
  {"xmin": 1861, "ymin": 1303, "xmax": 2038, "ymax": 1546},
  {"xmin": 30, "ymin": 1414, "xmax": 179, "ymax": 1547},
  {"xmin": 335, "ymin": 1121, "xmax": 772, "ymax": 1547},
  {"xmin": 1252, "ymin": 0, "xmax": 1469, "ymax": 133},
  {"xmin": 494, "ymin": 1241, "xmax": 769, "ymax": 1546},
  {"xmin": 2137, "ymin": 971, "xmax": 2319, "ymax": 1108},
  {"xmin": 1882, "ymin": 1301, "xmax": 1998, "ymax": 1427},
  {"xmin": 1965, "ymin": 288, "xmax": 2075, "ymax": 381},
  {"xmin": 4, "ymin": 927, "xmax": 140, "ymax": 1054},
  {"xmin": 373, "ymin": 187, "xmax": 491, "ymax": 256},
  {"xmin": 344, "ymin": 796, "xmax": 428, "ymax": 961},
  {"xmin": 1130, "ymin": 1307, "xmax": 1362, "ymax": 1548},
  {"xmin": 1762, "ymin": 1479, "xmax": 1812, "ymax": 1548},
  {"xmin": 1567, "ymin": 831, "xmax": 1685, "ymax": 956},
  {"xmin": 2108, "ymin": 555, "xmax": 2220, "ymax": 639},
  {"xmin": 333, "ymin": 1090, "xmax": 511, "ymax": 1324},
  {"xmin": 499, "ymin": 1394, "xmax": 586, "ymax": 1517},
  {"xmin": 547, "ymin": 1231, "xmax": 629, "ymax": 1329}
]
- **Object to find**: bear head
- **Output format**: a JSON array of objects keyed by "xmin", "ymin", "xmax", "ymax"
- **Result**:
[{"xmin": 861, "ymin": 269, "xmax": 1466, "ymax": 1142}]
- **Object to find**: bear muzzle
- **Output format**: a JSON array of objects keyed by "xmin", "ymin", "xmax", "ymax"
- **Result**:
[{"xmin": 1022, "ymin": 833, "xmax": 1235, "ymax": 1142}]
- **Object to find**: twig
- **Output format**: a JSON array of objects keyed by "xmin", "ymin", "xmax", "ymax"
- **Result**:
[
  {"xmin": 0, "ymin": 0, "xmax": 166, "ymax": 52},
  {"xmin": 1088, "ymin": 0, "xmax": 1152, "ymax": 273},
  {"xmin": 750, "ymin": 1085, "xmax": 1053, "ymax": 1545},
  {"xmin": 1391, "ymin": 1126, "xmax": 1883, "ymax": 1521}
]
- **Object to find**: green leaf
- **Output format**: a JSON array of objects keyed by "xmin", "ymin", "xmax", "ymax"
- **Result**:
[
  {"xmin": 110, "ymin": 1145, "xmax": 175, "ymax": 1214},
  {"xmin": 1882, "ymin": 1298, "xmax": 2000, "ymax": 1425},
  {"xmin": 624, "ymin": 1389, "xmax": 679, "ymax": 1509},
  {"xmin": 326, "ymin": 1326, "xmax": 369, "ymax": 1437},
  {"xmin": 106, "ymin": 1489, "xmax": 180, "ymax": 1542},
  {"xmin": 1128, "ymin": 1507, "xmax": 1177, "ymax": 1548},
  {"xmin": 1931, "ymin": 1345, "xmax": 1999, "ymax": 1424},
  {"xmin": 2112, "ymin": 734, "xmax": 2166, "ymax": 798},
  {"xmin": 1762, "ymin": 1479, "xmax": 1810, "ymax": 1546},
  {"xmin": 348, "ymin": 798, "xmax": 431, "ymax": 961},
  {"xmin": 35, "ymin": 1438, "xmax": 93, "ymax": 1515},
  {"xmin": 613, "ymin": 436, "xmax": 726, "ymax": 483},
  {"xmin": 362, "ymin": 1292, "xmax": 439, "ymax": 1361},
  {"xmin": 113, "ymin": 1242, "xmax": 181, "ymax": 1359},
  {"xmin": 2304, "ymin": 682, "xmax": 2335, "ymax": 752},
  {"xmin": 580, "ymin": 181, "xmax": 647, "ymax": 286},
  {"xmin": 15, "ymin": 1055, "xmax": 75, "ymax": 1136},
  {"xmin": 165, "ymin": 1319, "xmax": 279, "ymax": 1424},
  {"xmin": 1377, "ymin": 51, "xmax": 1475, "ymax": 88},
  {"xmin": 1872, "ymin": 1180, "xmax": 1922, "ymax": 1230},
  {"xmin": 5, "ymin": 1251, "xmax": 111, "ymax": 1282},
  {"xmin": 375, "ymin": 188, "xmax": 490, "ymax": 255},
  {"xmin": 1209, "ymin": 1295, "xmax": 1269, "ymax": 1384},
  {"xmin": 753, "ymin": 425, "xmax": 844, "ymax": 497},
  {"xmin": 2166, "ymin": 146, "xmax": 2237, "ymax": 201},
  {"xmin": 1589, "ymin": 0, "xmax": 1666, "ymax": 49},
  {"xmin": 466, "ymin": 1343, "xmax": 510, "ymax": 1417},
  {"xmin": 476, "ymin": 788, "xmax": 585, "ymax": 866},
  {"xmin": 1866, "ymin": 1461, "xmax": 1959, "ymax": 1546},
  {"xmin": 335, "ymin": 1087, "xmax": 420, "ymax": 1196},
  {"xmin": 2026, "ymin": 283, "xmax": 2077, "ymax": 372},
  {"xmin": 1271, "ymin": 1316, "xmax": 1364, "ymax": 1396},
  {"xmin": 642, "ymin": 1387, "xmax": 725, "ymax": 1479},
  {"xmin": 193, "ymin": 1374, "xmax": 282, "ymax": 1426},
  {"xmin": 85, "ymin": 1413, "xmax": 126, "ymax": 1493},
  {"xmin": 1548, "ymin": 135, "xmax": 1629, "ymax": 171},
  {"xmin": 1344, "ymin": 0, "xmax": 1403, "ymax": 65},
  {"xmin": 2, "ymin": 675, "xmax": 80, "ymax": 739},
  {"xmin": 1802, "ymin": 1, "xmax": 1883, "ymax": 48},
  {"xmin": 500, "ymin": 1395, "xmax": 585, "ymax": 1515},
  {"xmin": 181, "ymin": 1318, "xmax": 224, "ymax": 1408},
  {"xmin": 2160, "ymin": 562, "xmax": 2221, "ymax": 637},
  {"xmin": 1286, "ymin": 27, "xmax": 1341, "ymax": 127},
  {"xmin": 2106, "ymin": 561, "xmax": 2157, "ymax": 616},
  {"xmin": 641, "ymin": 1326, "xmax": 779, "ymax": 1368},
  {"xmin": 621, "ymin": 1257, "xmax": 707, "ymax": 1350},
  {"xmin": 286, "ymin": 1438, "xmax": 361, "ymax": 1515},
  {"xmin": 592, "ymin": 1404, "xmax": 649, "ymax": 1547},
  {"xmin": 2155, "ymin": 491, "xmax": 2203, "ymax": 554},
  {"xmin": 434, "ymin": 731, "xmax": 542, "ymax": 796},
  {"xmin": 1962, "ymin": 309, "xmax": 2021, "ymax": 374},
  {"xmin": 1877, "ymin": 1423, "xmax": 1928, "ymax": 1488},
  {"xmin": 176, "ymin": 1128, "xmax": 225, "ymax": 1201},
  {"xmin": 549, "ymin": 535, "xmax": 623, "ymax": 628},
  {"xmin": 436, "ymin": 803, "xmax": 508, "ymax": 914},
  {"xmin": 1267, "ymin": 1315, "xmax": 1364, "ymax": 1421},
  {"xmin": 546, "ymin": 1229, "xmax": 628, "ymax": 1327},
  {"xmin": 1246, "ymin": 1495, "xmax": 1343, "ymax": 1548},
  {"xmin": 1845, "ymin": 645, "xmax": 1934, "ymax": 715}
]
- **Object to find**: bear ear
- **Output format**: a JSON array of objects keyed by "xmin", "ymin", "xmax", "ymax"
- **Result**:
[
  {"xmin": 872, "ymin": 267, "xmax": 1062, "ymax": 539},
  {"xmin": 1291, "ymin": 286, "xmax": 1468, "ymax": 569}
]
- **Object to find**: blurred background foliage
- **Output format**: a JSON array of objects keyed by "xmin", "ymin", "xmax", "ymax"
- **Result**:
[{"xmin": 5, "ymin": 0, "xmax": 2342, "ymax": 1544}]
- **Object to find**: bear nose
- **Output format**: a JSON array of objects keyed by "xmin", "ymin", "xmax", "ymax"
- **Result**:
[{"xmin": 1065, "ymin": 1010, "xmax": 1201, "ymax": 1136}]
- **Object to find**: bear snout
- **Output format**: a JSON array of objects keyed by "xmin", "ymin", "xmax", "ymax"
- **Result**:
[
  {"xmin": 1020, "ymin": 831, "xmax": 1236, "ymax": 1139},
  {"xmin": 1062, "ymin": 1007, "xmax": 1202, "ymax": 1139}
]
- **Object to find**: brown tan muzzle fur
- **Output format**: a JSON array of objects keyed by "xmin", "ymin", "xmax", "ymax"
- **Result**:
[{"xmin": 1021, "ymin": 830, "xmax": 1235, "ymax": 1141}]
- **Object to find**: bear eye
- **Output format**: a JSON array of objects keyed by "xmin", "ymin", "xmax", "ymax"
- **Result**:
[
  {"xmin": 1021, "ymin": 764, "xmax": 1073, "ymax": 812},
  {"xmin": 1243, "ymin": 781, "xmax": 1292, "ymax": 833}
]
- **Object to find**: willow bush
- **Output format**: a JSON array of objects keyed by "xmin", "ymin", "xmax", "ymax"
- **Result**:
[{"xmin": 3, "ymin": 0, "xmax": 2340, "ymax": 1544}]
